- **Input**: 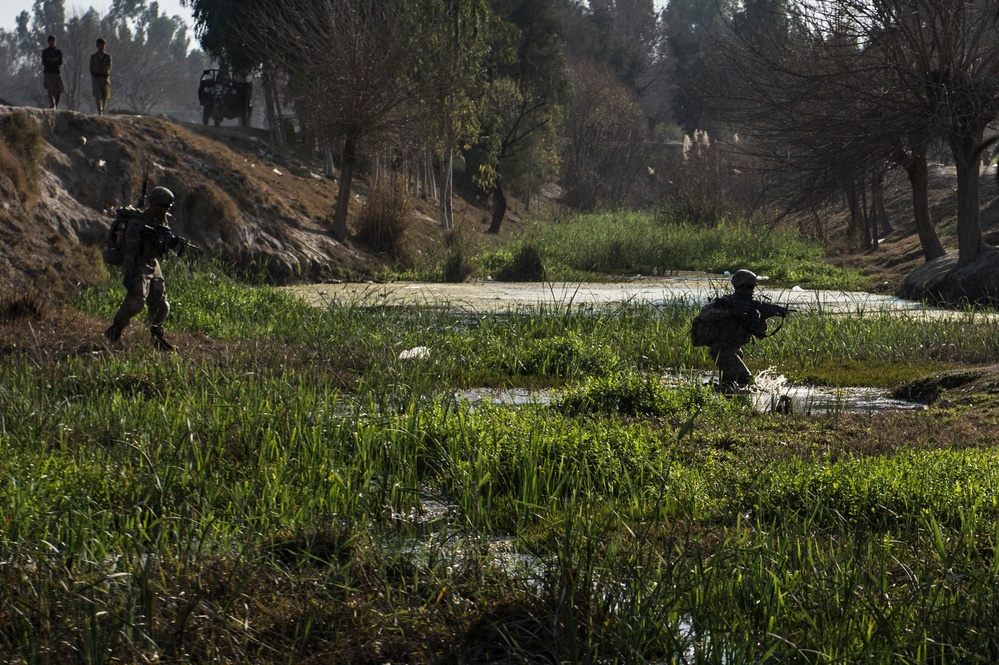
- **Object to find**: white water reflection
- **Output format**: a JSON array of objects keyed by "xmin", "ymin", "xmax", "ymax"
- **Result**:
[
  {"xmin": 745, "ymin": 369, "xmax": 926, "ymax": 414},
  {"xmin": 283, "ymin": 274, "xmax": 960, "ymax": 316},
  {"xmin": 454, "ymin": 370, "xmax": 926, "ymax": 414}
]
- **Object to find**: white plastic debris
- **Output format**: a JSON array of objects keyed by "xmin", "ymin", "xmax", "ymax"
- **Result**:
[
  {"xmin": 272, "ymin": 168, "xmax": 282, "ymax": 175},
  {"xmin": 398, "ymin": 346, "xmax": 431, "ymax": 360}
]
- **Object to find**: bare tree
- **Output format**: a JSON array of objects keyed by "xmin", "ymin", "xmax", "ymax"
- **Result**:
[
  {"xmin": 562, "ymin": 60, "xmax": 650, "ymax": 209},
  {"xmin": 715, "ymin": 0, "xmax": 999, "ymax": 267},
  {"xmin": 239, "ymin": 0, "xmax": 429, "ymax": 242},
  {"xmin": 716, "ymin": 0, "xmax": 993, "ymax": 261}
]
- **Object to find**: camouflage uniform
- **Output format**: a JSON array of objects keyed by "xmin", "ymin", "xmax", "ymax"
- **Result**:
[
  {"xmin": 696, "ymin": 270, "xmax": 767, "ymax": 390},
  {"xmin": 104, "ymin": 187, "xmax": 176, "ymax": 350}
]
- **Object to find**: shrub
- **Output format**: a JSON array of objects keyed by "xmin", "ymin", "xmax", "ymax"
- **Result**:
[
  {"xmin": 515, "ymin": 334, "xmax": 618, "ymax": 378},
  {"xmin": 175, "ymin": 181, "xmax": 240, "ymax": 245},
  {"xmin": 495, "ymin": 243, "xmax": 545, "ymax": 282},
  {"xmin": 0, "ymin": 288, "xmax": 53, "ymax": 322},
  {"xmin": 0, "ymin": 111, "xmax": 43, "ymax": 197},
  {"xmin": 441, "ymin": 229, "xmax": 474, "ymax": 283},
  {"xmin": 555, "ymin": 372, "xmax": 710, "ymax": 417},
  {"xmin": 356, "ymin": 178, "xmax": 410, "ymax": 256},
  {"xmin": 657, "ymin": 130, "xmax": 760, "ymax": 226}
]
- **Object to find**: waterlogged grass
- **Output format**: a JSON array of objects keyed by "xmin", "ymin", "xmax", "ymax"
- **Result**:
[
  {"xmin": 484, "ymin": 210, "xmax": 869, "ymax": 289},
  {"xmin": 5, "ymin": 268, "xmax": 999, "ymax": 660}
]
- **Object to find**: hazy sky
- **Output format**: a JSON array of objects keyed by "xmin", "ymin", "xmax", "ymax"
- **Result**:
[
  {"xmin": 1, "ymin": 0, "xmax": 669, "ymax": 35},
  {"xmin": 0, "ymin": 0, "xmax": 194, "ymax": 32}
]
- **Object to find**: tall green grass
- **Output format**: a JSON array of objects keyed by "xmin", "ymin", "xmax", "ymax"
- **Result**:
[
  {"xmin": 480, "ymin": 210, "xmax": 867, "ymax": 289},
  {"xmin": 5, "ymin": 266, "xmax": 999, "ymax": 660}
]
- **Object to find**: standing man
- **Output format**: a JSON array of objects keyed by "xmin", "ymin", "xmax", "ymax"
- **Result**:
[
  {"xmin": 691, "ymin": 269, "xmax": 770, "ymax": 392},
  {"xmin": 104, "ymin": 186, "xmax": 178, "ymax": 351},
  {"xmin": 90, "ymin": 38, "xmax": 112, "ymax": 115},
  {"xmin": 41, "ymin": 35, "xmax": 64, "ymax": 109}
]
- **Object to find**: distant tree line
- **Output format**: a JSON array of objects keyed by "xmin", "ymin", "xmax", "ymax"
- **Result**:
[
  {"xmin": 6, "ymin": 0, "xmax": 998, "ymax": 270},
  {"xmin": 182, "ymin": 0, "xmax": 677, "ymax": 239}
]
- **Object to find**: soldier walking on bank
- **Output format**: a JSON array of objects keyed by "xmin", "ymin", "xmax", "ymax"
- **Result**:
[{"xmin": 104, "ymin": 186, "xmax": 179, "ymax": 351}]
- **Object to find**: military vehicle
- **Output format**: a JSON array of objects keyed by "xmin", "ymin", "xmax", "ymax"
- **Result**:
[{"xmin": 198, "ymin": 69, "xmax": 252, "ymax": 127}]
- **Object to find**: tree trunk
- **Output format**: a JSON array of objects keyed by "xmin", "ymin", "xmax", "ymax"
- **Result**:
[
  {"xmin": 844, "ymin": 181, "xmax": 862, "ymax": 243},
  {"xmin": 903, "ymin": 152, "xmax": 945, "ymax": 262},
  {"xmin": 261, "ymin": 65, "xmax": 285, "ymax": 147},
  {"xmin": 950, "ymin": 130, "xmax": 987, "ymax": 265},
  {"xmin": 439, "ymin": 149, "xmax": 454, "ymax": 230},
  {"xmin": 486, "ymin": 183, "xmax": 507, "ymax": 234},
  {"xmin": 871, "ymin": 171, "xmax": 891, "ymax": 236},
  {"xmin": 860, "ymin": 183, "xmax": 875, "ymax": 249},
  {"xmin": 425, "ymin": 150, "xmax": 436, "ymax": 201},
  {"xmin": 332, "ymin": 129, "xmax": 357, "ymax": 242}
]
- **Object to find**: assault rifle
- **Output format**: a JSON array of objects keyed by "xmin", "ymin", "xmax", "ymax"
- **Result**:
[
  {"xmin": 753, "ymin": 298, "xmax": 796, "ymax": 320},
  {"xmin": 716, "ymin": 294, "xmax": 797, "ymax": 337},
  {"xmin": 142, "ymin": 224, "xmax": 200, "ymax": 257}
]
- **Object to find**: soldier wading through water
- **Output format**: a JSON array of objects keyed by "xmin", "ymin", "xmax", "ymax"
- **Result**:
[
  {"xmin": 104, "ymin": 186, "xmax": 179, "ymax": 351},
  {"xmin": 690, "ymin": 269, "xmax": 793, "ymax": 392}
]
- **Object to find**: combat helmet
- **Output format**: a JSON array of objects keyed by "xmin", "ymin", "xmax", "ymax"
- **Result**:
[
  {"xmin": 148, "ymin": 186, "xmax": 175, "ymax": 207},
  {"xmin": 731, "ymin": 269, "xmax": 758, "ymax": 289}
]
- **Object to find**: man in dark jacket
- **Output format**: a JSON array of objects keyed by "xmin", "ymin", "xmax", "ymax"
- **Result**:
[{"xmin": 41, "ymin": 35, "xmax": 64, "ymax": 109}]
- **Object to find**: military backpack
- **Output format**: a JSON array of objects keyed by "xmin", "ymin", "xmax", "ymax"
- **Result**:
[
  {"xmin": 690, "ymin": 309, "xmax": 712, "ymax": 347},
  {"xmin": 102, "ymin": 207, "xmax": 140, "ymax": 266}
]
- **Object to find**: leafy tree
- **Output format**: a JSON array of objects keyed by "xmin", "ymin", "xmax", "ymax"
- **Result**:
[
  {"xmin": 413, "ymin": 0, "xmax": 493, "ymax": 230},
  {"xmin": 100, "ymin": 1, "xmax": 193, "ymax": 113},
  {"xmin": 474, "ymin": 0, "xmax": 569, "ymax": 233},
  {"xmin": 184, "ymin": 0, "xmax": 288, "ymax": 141},
  {"xmin": 60, "ymin": 9, "xmax": 104, "ymax": 110},
  {"xmin": 183, "ymin": 0, "xmax": 265, "ymax": 76},
  {"xmin": 0, "ymin": 14, "xmax": 37, "ymax": 104},
  {"xmin": 30, "ymin": 0, "xmax": 66, "ymax": 38},
  {"xmin": 0, "ymin": 0, "xmax": 197, "ymax": 114},
  {"xmin": 663, "ymin": 0, "xmax": 736, "ymax": 134}
]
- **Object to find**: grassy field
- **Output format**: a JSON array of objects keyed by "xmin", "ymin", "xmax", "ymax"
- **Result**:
[
  {"xmin": 475, "ymin": 210, "xmax": 872, "ymax": 290},
  {"xmin": 4, "ymin": 237, "xmax": 999, "ymax": 662}
]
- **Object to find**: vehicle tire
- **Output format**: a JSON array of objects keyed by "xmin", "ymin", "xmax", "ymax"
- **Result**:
[{"xmin": 202, "ymin": 105, "xmax": 211, "ymax": 125}]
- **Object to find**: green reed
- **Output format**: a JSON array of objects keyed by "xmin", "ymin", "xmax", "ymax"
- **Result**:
[
  {"xmin": 6, "ymin": 267, "xmax": 999, "ymax": 660},
  {"xmin": 487, "ymin": 210, "xmax": 869, "ymax": 290}
]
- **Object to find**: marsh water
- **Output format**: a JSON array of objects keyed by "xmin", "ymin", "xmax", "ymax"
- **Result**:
[
  {"xmin": 282, "ymin": 273, "xmax": 949, "ymax": 315},
  {"xmin": 284, "ymin": 275, "xmax": 946, "ymax": 413}
]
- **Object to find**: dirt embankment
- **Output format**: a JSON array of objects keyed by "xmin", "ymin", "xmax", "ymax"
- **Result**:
[
  {"xmin": 4, "ymin": 104, "xmax": 999, "ymax": 305},
  {"xmin": 0, "ymin": 107, "xmax": 410, "ymax": 299}
]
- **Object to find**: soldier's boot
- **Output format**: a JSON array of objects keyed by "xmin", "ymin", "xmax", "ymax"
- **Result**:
[
  {"xmin": 150, "ymin": 326, "xmax": 176, "ymax": 352},
  {"xmin": 103, "ymin": 324, "xmax": 123, "ymax": 347},
  {"xmin": 714, "ymin": 381, "xmax": 742, "ymax": 395}
]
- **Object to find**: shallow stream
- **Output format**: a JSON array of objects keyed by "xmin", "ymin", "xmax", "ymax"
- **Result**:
[
  {"xmin": 282, "ymin": 273, "xmax": 956, "ymax": 316},
  {"xmin": 454, "ymin": 369, "xmax": 925, "ymax": 415},
  {"xmin": 285, "ymin": 275, "xmax": 942, "ymax": 413}
]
